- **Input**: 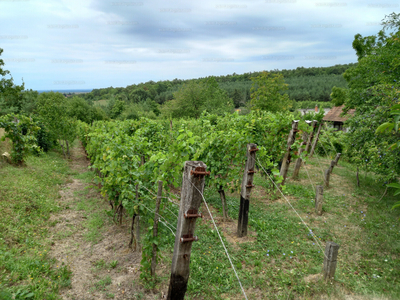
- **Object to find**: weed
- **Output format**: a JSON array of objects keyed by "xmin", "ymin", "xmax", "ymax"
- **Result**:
[
  {"xmin": 109, "ymin": 260, "xmax": 118, "ymax": 269},
  {"xmin": 94, "ymin": 275, "xmax": 112, "ymax": 291}
]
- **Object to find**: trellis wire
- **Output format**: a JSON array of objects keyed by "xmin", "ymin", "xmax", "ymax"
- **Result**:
[
  {"xmin": 140, "ymin": 185, "xmax": 179, "ymax": 206},
  {"xmin": 139, "ymin": 186, "xmax": 179, "ymax": 218},
  {"xmin": 255, "ymin": 157, "xmax": 328, "ymax": 260},
  {"xmin": 186, "ymin": 174, "xmax": 249, "ymax": 300},
  {"xmin": 135, "ymin": 191, "xmax": 177, "ymax": 236}
]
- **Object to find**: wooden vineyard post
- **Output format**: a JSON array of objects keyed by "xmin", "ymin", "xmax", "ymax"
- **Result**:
[
  {"xmin": 315, "ymin": 185, "xmax": 323, "ymax": 215},
  {"xmin": 135, "ymin": 184, "xmax": 141, "ymax": 251},
  {"xmin": 328, "ymin": 160, "xmax": 336, "ymax": 174},
  {"xmin": 334, "ymin": 153, "xmax": 341, "ymax": 166},
  {"xmin": 218, "ymin": 186, "xmax": 228, "ymax": 221},
  {"xmin": 292, "ymin": 131, "xmax": 308, "ymax": 179},
  {"xmin": 310, "ymin": 122, "xmax": 322, "ymax": 157},
  {"xmin": 151, "ymin": 180, "xmax": 163, "ymax": 277},
  {"xmin": 135, "ymin": 157, "xmax": 145, "ymax": 251},
  {"xmin": 324, "ymin": 169, "xmax": 331, "ymax": 188},
  {"xmin": 167, "ymin": 161, "xmax": 208, "ymax": 300},
  {"xmin": 237, "ymin": 144, "xmax": 258, "ymax": 238},
  {"xmin": 323, "ymin": 242, "xmax": 340, "ymax": 282},
  {"xmin": 305, "ymin": 120, "xmax": 318, "ymax": 154},
  {"xmin": 279, "ymin": 120, "xmax": 299, "ymax": 187}
]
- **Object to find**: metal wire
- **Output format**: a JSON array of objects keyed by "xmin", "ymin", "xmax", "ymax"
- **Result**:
[
  {"xmin": 255, "ymin": 157, "xmax": 328, "ymax": 260},
  {"xmin": 185, "ymin": 174, "xmax": 249, "ymax": 300}
]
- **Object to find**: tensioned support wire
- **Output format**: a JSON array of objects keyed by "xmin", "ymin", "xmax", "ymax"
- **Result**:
[
  {"xmin": 254, "ymin": 156, "xmax": 328, "ymax": 260},
  {"xmin": 185, "ymin": 174, "xmax": 249, "ymax": 300}
]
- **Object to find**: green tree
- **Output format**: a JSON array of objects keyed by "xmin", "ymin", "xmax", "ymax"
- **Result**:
[
  {"xmin": 232, "ymin": 88, "xmax": 244, "ymax": 108},
  {"xmin": 170, "ymin": 80, "xmax": 206, "ymax": 119},
  {"xmin": 343, "ymin": 12, "xmax": 400, "ymax": 187},
  {"xmin": 67, "ymin": 96, "xmax": 96, "ymax": 123},
  {"xmin": 250, "ymin": 72, "xmax": 292, "ymax": 112},
  {"xmin": 0, "ymin": 48, "xmax": 25, "ymax": 116},
  {"xmin": 0, "ymin": 114, "xmax": 40, "ymax": 164},
  {"xmin": 110, "ymin": 99, "xmax": 125, "ymax": 119},
  {"xmin": 36, "ymin": 92, "xmax": 77, "ymax": 157},
  {"xmin": 330, "ymin": 86, "xmax": 348, "ymax": 106},
  {"xmin": 203, "ymin": 77, "xmax": 233, "ymax": 115},
  {"xmin": 167, "ymin": 77, "xmax": 233, "ymax": 119}
]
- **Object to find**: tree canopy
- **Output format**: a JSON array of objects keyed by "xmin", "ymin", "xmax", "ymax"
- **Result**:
[
  {"xmin": 343, "ymin": 12, "xmax": 400, "ymax": 185},
  {"xmin": 250, "ymin": 72, "xmax": 292, "ymax": 112}
]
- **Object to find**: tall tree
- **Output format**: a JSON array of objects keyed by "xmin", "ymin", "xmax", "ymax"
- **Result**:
[
  {"xmin": 344, "ymin": 12, "xmax": 400, "ymax": 185},
  {"xmin": 0, "ymin": 48, "xmax": 25, "ymax": 115},
  {"xmin": 250, "ymin": 72, "xmax": 292, "ymax": 112}
]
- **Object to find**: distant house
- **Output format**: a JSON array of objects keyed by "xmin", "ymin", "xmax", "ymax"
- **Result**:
[
  {"xmin": 322, "ymin": 105, "xmax": 355, "ymax": 132},
  {"xmin": 298, "ymin": 105, "xmax": 331, "ymax": 116}
]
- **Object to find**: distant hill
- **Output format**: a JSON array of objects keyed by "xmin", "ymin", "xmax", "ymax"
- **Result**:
[{"xmin": 78, "ymin": 63, "xmax": 355, "ymax": 108}]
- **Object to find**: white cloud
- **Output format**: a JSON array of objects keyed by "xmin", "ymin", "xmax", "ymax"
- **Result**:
[{"xmin": 0, "ymin": 0, "xmax": 397, "ymax": 90}]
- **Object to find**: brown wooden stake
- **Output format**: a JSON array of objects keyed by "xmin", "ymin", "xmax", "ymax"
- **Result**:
[
  {"xmin": 328, "ymin": 160, "xmax": 336, "ymax": 174},
  {"xmin": 323, "ymin": 241, "xmax": 340, "ymax": 281},
  {"xmin": 237, "ymin": 144, "xmax": 257, "ymax": 238},
  {"xmin": 218, "ymin": 186, "xmax": 228, "ymax": 221},
  {"xmin": 356, "ymin": 166, "xmax": 360, "ymax": 187},
  {"xmin": 305, "ymin": 120, "xmax": 318, "ymax": 154},
  {"xmin": 167, "ymin": 161, "xmax": 207, "ymax": 300},
  {"xmin": 279, "ymin": 121, "xmax": 299, "ymax": 186},
  {"xmin": 334, "ymin": 153, "xmax": 341, "ymax": 166},
  {"xmin": 292, "ymin": 131, "xmax": 308, "ymax": 179},
  {"xmin": 310, "ymin": 122, "xmax": 322, "ymax": 158},
  {"xmin": 315, "ymin": 185, "xmax": 323, "ymax": 215},
  {"xmin": 324, "ymin": 169, "xmax": 331, "ymax": 188},
  {"xmin": 151, "ymin": 180, "xmax": 163, "ymax": 277},
  {"xmin": 66, "ymin": 140, "xmax": 70, "ymax": 158},
  {"xmin": 134, "ymin": 184, "xmax": 141, "ymax": 251}
]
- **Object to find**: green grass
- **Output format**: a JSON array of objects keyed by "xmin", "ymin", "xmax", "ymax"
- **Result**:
[
  {"xmin": 0, "ymin": 152, "xmax": 72, "ymax": 299},
  {"xmin": 73, "ymin": 183, "xmax": 110, "ymax": 244},
  {"xmin": 93, "ymin": 275, "xmax": 112, "ymax": 292},
  {"xmin": 162, "ymin": 155, "xmax": 400, "ymax": 299}
]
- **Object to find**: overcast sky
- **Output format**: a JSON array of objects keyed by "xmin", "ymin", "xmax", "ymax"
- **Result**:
[{"xmin": 0, "ymin": 0, "xmax": 398, "ymax": 91}]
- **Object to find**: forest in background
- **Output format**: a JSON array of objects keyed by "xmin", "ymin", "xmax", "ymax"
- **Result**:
[{"xmin": 77, "ymin": 63, "xmax": 353, "ymax": 109}]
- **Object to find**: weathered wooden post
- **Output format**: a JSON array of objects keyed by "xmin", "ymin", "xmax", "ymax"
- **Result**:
[
  {"xmin": 292, "ymin": 131, "xmax": 308, "ymax": 179},
  {"xmin": 167, "ymin": 161, "xmax": 208, "ymax": 300},
  {"xmin": 334, "ymin": 153, "xmax": 341, "ymax": 166},
  {"xmin": 324, "ymin": 169, "xmax": 331, "ymax": 188},
  {"xmin": 310, "ymin": 122, "xmax": 323, "ymax": 157},
  {"xmin": 134, "ymin": 157, "xmax": 146, "ymax": 251},
  {"xmin": 237, "ymin": 144, "xmax": 258, "ymax": 238},
  {"xmin": 305, "ymin": 120, "xmax": 318, "ymax": 154},
  {"xmin": 315, "ymin": 185, "xmax": 323, "ymax": 215},
  {"xmin": 151, "ymin": 180, "xmax": 163, "ymax": 277},
  {"xmin": 328, "ymin": 160, "xmax": 336, "ymax": 174},
  {"xmin": 218, "ymin": 186, "xmax": 228, "ymax": 221},
  {"xmin": 135, "ymin": 184, "xmax": 141, "ymax": 251},
  {"xmin": 323, "ymin": 242, "xmax": 340, "ymax": 281},
  {"xmin": 279, "ymin": 120, "xmax": 299, "ymax": 186}
]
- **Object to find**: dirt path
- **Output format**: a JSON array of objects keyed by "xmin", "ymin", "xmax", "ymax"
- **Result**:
[{"xmin": 48, "ymin": 144, "xmax": 164, "ymax": 300}]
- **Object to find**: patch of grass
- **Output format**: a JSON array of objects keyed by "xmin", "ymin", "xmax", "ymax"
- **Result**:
[
  {"xmin": 83, "ymin": 212, "xmax": 105, "ymax": 243},
  {"xmin": 74, "ymin": 171, "xmax": 95, "ymax": 183},
  {"xmin": 94, "ymin": 275, "xmax": 112, "ymax": 291},
  {"xmin": 0, "ymin": 152, "xmax": 72, "ymax": 299},
  {"xmin": 93, "ymin": 259, "xmax": 106, "ymax": 269},
  {"xmin": 109, "ymin": 260, "xmax": 118, "ymax": 269},
  {"xmin": 172, "ymin": 155, "xmax": 400, "ymax": 299}
]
